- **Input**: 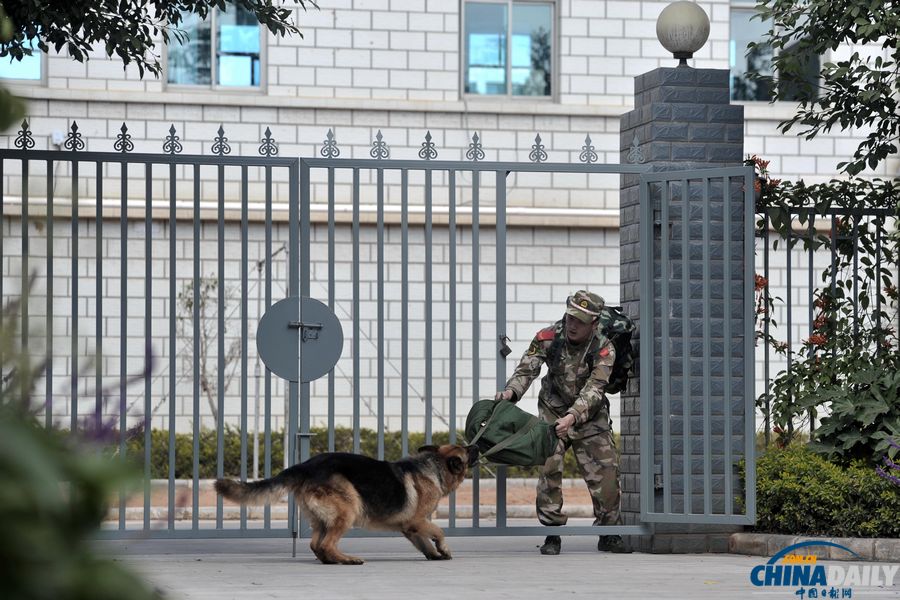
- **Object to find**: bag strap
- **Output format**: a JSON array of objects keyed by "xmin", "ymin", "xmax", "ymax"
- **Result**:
[{"xmin": 468, "ymin": 400, "xmax": 503, "ymax": 447}]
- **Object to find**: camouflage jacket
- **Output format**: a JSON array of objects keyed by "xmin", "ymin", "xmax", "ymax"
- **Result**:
[{"xmin": 504, "ymin": 320, "xmax": 615, "ymax": 440}]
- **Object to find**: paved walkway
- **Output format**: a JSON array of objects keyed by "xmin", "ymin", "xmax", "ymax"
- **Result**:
[{"xmin": 96, "ymin": 536, "xmax": 899, "ymax": 600}]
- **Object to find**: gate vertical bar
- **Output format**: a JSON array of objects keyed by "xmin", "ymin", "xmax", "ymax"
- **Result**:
[
  {"xmin": 327, "ymin": 167, "xmax": 336, "ymax": 452},
  {"xmin": 661, "ymin": 181, "xmax": 671, "ymax": 514},
  {"xmin": 118, "ymin": 161, "xmax": 127, "ymax": 530},
  {"xmin": 21, "ymin": 157, "xmax": 28, "ymax": 350},
  {"xmin": 169, "ymin": 160, "xmax": 177, "ymax": 532},
  {"xmin": 807, "ymin": 211, "xmax": 815, "ymax": 432},
  {"xmin": 241, "ymin": 166, "xmax": 249, "ymax": 530},
  {"xmin": 377, "ymin": 167, "xmax": 385, "ymax": 459},
  {"xmin": 702, "ymin": 178, "xmax": 711, "ymax": 516},
  {"xmin": 192, "ymin": 165, "xmax": 201, "ymax": 532},
  {"xmin": 71, "ymin": 159, "xmax": 79, "ymax": 433},
  {"xmin": 95, "ymin": 162, "xmax": 102, "ymax": 426},
  {"xmin": 425, "ymin": 169, "xmax": 433, "ymax": 445},
  {"xmin": 46, "ymin": 160, "xmax": 54, "ymax": 429},
  {"xmin": 763, "ymin": 215, "xmax": 770, "ymax": 447},
  {"xmin": 495, "ymin": 169, "xmax": 507, "ymax": 527},
  {"xmin": 723, "ymin": 176, "xmax": 733, "ymax": 515},
  {"xmin": 743, "ymin": 170, "xmax": 756, "ymax": 522},
  {"xmin": 401, "ymin": 169, "xmax": 409, "ymax": 457},
  {"xmin": 298, "ymin": 159, "xmax": 311, "ymax": 535},
  {"xmin": 448, "ymin": 170, "xmax": 457, "ymax": 528},
  {"xmin": 681, "ymin": 178, "xmax": 690, "ymax": 514},
  {"xmin": 264, "ymin": 164, "xmax": 273, "ymax": 528},
  {"xmin": 217, "ymin": 162, "xmax": 226, "ymax": 529},
  {"xmin": 352, "ymin": 168, "xmax": 360, "ymax": 454},
  {"xmin": 290, "ymin": 160, "xmax": 302, "ymax": 540},
  {"xmin": 143, "ymin": 163, "xmax": 152, "ymax": 531},
  {"xmin": 471, "ymin": 169, "xmax": 480, "ymax": 527},
  {"xmin": 639, "ymin": 175, "xmax": 653, "ymax": 518}
]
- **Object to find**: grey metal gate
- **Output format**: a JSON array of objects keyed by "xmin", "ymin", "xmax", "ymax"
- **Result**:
[
  {"xmin": 638, "ymin": 166, "xmax": 756, "ymax": 525},
  {"xmin": 1, "ymin": 121, "xmax": 758, "ymax": 540}
]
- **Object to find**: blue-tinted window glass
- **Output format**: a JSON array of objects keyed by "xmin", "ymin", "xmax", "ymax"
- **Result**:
[
  {"xmin": 511, "ymin": 3, "xmax": 552, "ymax": 96},
  {"xmin": 168, "ymin": 12, "xmax": 212, "ymax": 85},
  {"xmin": 729, "ymin": 7, "xmax": 773, "ymax": 101},
  {"xmin": 217, "ymin": 7, "xmax": 260, "ymax": 87},
  {"xmin": 465, "ymin": 3, "xmax": 507, "ymax": 95},
  {"xmin": 0, "ymin": 37, "xmax": 41, "ymax": 80}
]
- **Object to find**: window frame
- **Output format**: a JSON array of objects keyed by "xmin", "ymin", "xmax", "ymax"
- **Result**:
[
  {"xmin": 459, "ymin": 0, "xmax": 559, "ymax": 102},
  {"xmin": 729, "ymin": 2, "xmax": 825, "ymax": 103},
  {"xmin": 164, "ymin": 9, "xmax": 267, "ymax": 93}
]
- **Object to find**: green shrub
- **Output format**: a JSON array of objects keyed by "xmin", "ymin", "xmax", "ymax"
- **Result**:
[
  {"xmin": 753, "ymin": 445, "xmax": 900, "ymax": 538},
  {"xmin": 124, "ymin": 426, "xmax": 616, "ymax": 480}
]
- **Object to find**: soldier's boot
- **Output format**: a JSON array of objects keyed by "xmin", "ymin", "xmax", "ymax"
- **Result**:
[
  {"xmin": 597, "ymin": 535, "xmax": 630, "ymax": 553},
  {"xmin": 540, "ymin": 535, "xmax": 561, "ymax": 555}
]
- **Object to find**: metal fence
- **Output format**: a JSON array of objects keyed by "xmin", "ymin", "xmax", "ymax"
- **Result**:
[
  {"xmin": 756, "ymin": 205, "xmax": 900, "ymax": 445},
  {"xmin": 2, "ymin": 121, "xmax": 667, "ymax": 539}
]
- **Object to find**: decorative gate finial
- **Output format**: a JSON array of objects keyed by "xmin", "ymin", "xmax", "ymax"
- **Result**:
[
  {"xmin": 370, "ymin": 129, "xmax": 390, "ymax": 160},
  {"xmin": 466, "ymin": 132, "xmax": 485, "ymax": 162},
  {"xmin": 579, "ymin": 134, "xmax": 598, "ymax": 164},
  {"xmin": 163, "ymin": 124, "xmax": 183, "ymax": 155},
  {"xmin": 528, "ymin": 133, "xmax": 548, "ymax": 163},
  {"xmin": 212, "ymin": 124, "xmax": 231, "ymax": 156},
  {"xmin": 321, "ymin": 128, "xmax": 340, "ymax": 159},
  {"xmin": 114, "ymin": 122, "xmax": 134, "ymax": 153},
  {"xmin": 627, "ymin": 133, "xmax": 645, "ymax": 164},
  {"xmin": 418, "ymin": 130, "xmax": 438, "ymax": 161},
  {"xmin": 64, "ymin": 121, "xmax": 85, "ymax": 152},
  {"xmin": 14, "ymin": 119, "xmax": 34, "ymax": 150},
  {"xmin": 258, "ymin": 127, "xmax": 278, "ymax": 157}
]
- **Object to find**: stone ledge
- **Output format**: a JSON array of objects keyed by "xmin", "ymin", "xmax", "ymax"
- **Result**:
[{"xmin": 729, "ymin": 533, "xmax": 900, "ymax": 563}]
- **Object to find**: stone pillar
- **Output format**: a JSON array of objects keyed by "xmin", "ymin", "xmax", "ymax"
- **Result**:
[{"xmin": 619, "ymin": 66, "xmax": 745, "ymax": 552}]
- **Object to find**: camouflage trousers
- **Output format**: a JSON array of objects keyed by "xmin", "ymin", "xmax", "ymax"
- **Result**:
[{"xmin": 535, "ymin": 414, "xmax": 621, "ymax": 527}]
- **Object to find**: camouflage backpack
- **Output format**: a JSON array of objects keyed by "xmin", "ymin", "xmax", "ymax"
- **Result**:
[
  {"xmin": 547, "ymin": 306, "xmax": 636, "ymax": 395},
  {"xmin": 595, "ymin": 305, "xmax": 636, "ymax": 394}
]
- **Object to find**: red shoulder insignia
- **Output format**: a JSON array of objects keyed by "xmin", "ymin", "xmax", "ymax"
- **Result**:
[
  {"xmin": 536, "ymin": 327, "xmax": 556, "ymax": 342},
  {"xmin": 598, "ymin": 347, "xmax": 610, "ymax": 358}
]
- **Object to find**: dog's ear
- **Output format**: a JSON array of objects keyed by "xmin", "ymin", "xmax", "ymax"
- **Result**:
[
  {"xmin": 447, "ymin": 456, "xmax": 465, "ymax": 475},
  {"xmin": 417, "ymin": 445, "xmax": 439, "ymax": 454}
]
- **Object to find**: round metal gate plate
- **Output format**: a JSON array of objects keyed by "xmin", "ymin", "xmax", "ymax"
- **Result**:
[{"xmin": 256, "ymin": 296, "xmax": 343, "ymax": 383}]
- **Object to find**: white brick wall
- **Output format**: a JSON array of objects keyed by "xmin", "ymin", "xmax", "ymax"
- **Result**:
[{"xmin": 2, "ymin": 1, "xmax": 895, "ymax": 439}]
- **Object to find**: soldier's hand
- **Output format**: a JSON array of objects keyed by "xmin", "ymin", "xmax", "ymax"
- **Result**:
[
  {"xmin": 494, "ymin": 390, "xmax": 514, "ymax": 402},
  {"xmin": 555, "ymin": 414, "xmax": 577, "ymax": 437}
]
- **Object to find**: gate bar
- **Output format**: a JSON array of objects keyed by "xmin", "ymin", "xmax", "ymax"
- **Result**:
[
  {"xmin": 495, "ymin": 169, "xmax": 507, "ymax": 528},
  {"xmin": 401, "ymin": 169, "xmax": 409, "ymax": 457},
  {"xmin": 425, "ymin": 170, "xmax": 433, "ymax": 445},
  {"xmin": 681, "ymin": 178, "xmax": 689, "ymax": 514},
  {"xmin": 192, "ymin": 164, "xmax": 201, "ymax": 532},
  {"xmin": 352, "ymin": 167, "xmax": 360, "ymax": 455},
  {"xmin": 448, "ymin": 169, "xmax": 457, "ymax": 529}
]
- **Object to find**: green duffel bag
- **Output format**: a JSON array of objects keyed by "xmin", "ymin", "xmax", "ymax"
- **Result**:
[{"xmin": 464, "ymin": 399, "xmax": 558, "ymax": 467}]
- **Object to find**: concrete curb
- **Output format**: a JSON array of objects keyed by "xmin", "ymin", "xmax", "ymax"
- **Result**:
[{"xmin": 730, "ymin": 533, "xmax": 900, "ymax": 563}]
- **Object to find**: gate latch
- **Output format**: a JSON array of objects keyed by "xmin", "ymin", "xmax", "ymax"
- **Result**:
[{"xmin": 289, "ymin": 321, "xmax": 323, "ymax": 342}]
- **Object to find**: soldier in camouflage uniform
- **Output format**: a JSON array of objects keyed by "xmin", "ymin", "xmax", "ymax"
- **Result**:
[{"xmin": 495, "ymin": 290, "xmax": 626, "ymax": 555}]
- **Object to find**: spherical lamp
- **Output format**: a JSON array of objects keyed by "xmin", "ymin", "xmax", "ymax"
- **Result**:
[{"xmin": 656, "ymin": 1, "xmax": 710, "ymax": 66}]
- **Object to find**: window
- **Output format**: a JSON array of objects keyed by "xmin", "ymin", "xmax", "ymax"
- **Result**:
[
  {"xmin": 168, "ymin": 7, "xmax": 262, "ymax": 88},
  {"xmin": 729, "ymin": 7, "xmax": 772, "ymax": 101},
  {"xmin": 0, "ymin": 36, "xmax": 42, "ymax": 81},
  {"xmin": 730, "ymin": 5, "xmax": 820, "ymax": 102},
  {"xmin": 464, "ymin": 1, "xmax": 553, "ymax": 97}
]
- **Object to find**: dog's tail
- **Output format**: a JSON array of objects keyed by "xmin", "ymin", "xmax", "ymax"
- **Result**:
[{"xmin": 214, "ymin": 467, "xmax": 301, "ymax": 505}]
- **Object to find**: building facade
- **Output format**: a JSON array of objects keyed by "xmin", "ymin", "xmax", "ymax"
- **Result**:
[{"xmin": 0, "ymin": 0, "xmax": 893, "ymax": 434}]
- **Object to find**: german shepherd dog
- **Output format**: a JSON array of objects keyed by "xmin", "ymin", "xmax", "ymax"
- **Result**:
[{"xmin": 215, "ymin": 444, "xmax": 478, "ymax": 565}]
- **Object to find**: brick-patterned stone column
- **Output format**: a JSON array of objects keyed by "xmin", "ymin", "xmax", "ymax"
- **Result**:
[{"xmin": 619, "ymin": 66, "xmax": 745, "ymax": 552}]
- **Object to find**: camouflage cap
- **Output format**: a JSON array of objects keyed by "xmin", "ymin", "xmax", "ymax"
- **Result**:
[{"xmin": 565, "ymin": 290, "xmax": 605, "ymax": 323}]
